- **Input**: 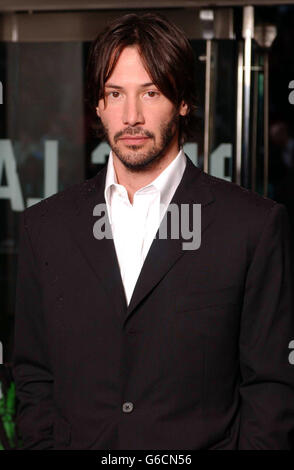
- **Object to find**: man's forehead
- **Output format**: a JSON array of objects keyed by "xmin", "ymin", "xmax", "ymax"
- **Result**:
[{"xmin": 104, "ymin": 45, "xmax": 154, "ymax": 83}]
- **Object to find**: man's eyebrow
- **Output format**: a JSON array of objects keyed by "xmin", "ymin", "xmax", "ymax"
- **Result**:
[{"xmin": 105, "ymin": 82, "xmax": 156, "ymax": 89}]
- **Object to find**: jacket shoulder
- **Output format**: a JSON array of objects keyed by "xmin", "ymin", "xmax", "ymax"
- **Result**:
[
  {"xmin": 21, "ymin": 172, "xmax": 103, "ymax": 226},
  {"xmin": 198, "ymin": 171, "xmax": 283, "ymax": 254},
  {"xmin": 200, "ymin": 171, "xmax": 277, "ymax": 213}
]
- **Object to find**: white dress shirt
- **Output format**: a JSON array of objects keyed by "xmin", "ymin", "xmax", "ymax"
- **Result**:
[{"xmin": 104, "ymin": 148, "xmax": 187, "ymax": 306}]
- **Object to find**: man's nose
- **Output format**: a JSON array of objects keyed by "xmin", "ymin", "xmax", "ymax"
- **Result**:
[{"xmin": 122, "ymin": 97, "xmax": 144, "ymax": 126}]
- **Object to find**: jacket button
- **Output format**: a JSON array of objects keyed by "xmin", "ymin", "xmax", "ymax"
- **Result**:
[{"xmin": 122, "ymin": 402, "xmax": 134, "ymax": 413}]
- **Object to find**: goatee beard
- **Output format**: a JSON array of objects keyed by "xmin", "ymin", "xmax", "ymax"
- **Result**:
[{"xmin": 101, "ymin": 111, "xmax": 180, "ymax": 173}]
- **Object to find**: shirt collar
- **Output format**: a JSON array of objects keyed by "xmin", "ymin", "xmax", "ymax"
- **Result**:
[{"xmin": 104, "ymin": 147, "xmax": 187, "ymax": 223}]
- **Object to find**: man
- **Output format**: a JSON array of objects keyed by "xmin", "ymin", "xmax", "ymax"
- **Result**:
[{"xmin": 12, "ymin": 13, "xmax": 294, "ymax": 450}]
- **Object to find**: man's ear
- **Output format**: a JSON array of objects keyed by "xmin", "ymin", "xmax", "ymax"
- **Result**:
[
  {"xmin": 179, "ymin": 101, "xmax": 189, "ymax": 117},
  {"xmin": 96, "ymin": 106, "xmax": 100, "ymax": 118}
]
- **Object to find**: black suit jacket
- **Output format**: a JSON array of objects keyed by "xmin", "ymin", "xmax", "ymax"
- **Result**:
[{"xmin": 12, "ymin": 155, "xmax": 294, "ymax": 449}]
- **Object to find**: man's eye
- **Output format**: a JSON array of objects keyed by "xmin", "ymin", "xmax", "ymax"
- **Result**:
[
  {"xmin": 146, "ymin": 91, "xmax": 158, "ymax": 98},
  {"xmin": 110, "ymin": 92, "xmax": 120, "ymax": 98}
]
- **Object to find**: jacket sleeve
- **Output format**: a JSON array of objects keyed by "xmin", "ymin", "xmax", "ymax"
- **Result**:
[
  {"xmin": 11, "ymin": 210, "xmax": 55, "ymax": 450},
  {"xmin": 238, "ymin": 202, "xmax": 294, "ymax": 449}
]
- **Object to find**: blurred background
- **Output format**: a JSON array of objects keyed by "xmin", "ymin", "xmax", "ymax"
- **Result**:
[{"xmin": 0, "ymin": 0, "xmax": 294, "ymax": 383}]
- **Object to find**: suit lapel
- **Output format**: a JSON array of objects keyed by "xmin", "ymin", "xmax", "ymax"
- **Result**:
[
  {"xmin": 71, "ymin": 166, "xmax": 128, "ymax": 318},
  {"xmin": 71, "ymin": 155, "xmax": 216, "ymax": 322},
  {"xmin": 125, "ymin": 156, "xmax": 215, "ymax": 322}
]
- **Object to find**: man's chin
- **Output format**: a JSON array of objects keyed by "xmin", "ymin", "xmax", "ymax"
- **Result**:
[
  {"xmin": 121, "ymin": 144, "xmax": 145, "ymax": 151},
  {"xmin": 111, "ymin": 143, "xmax": 154, "ymax": 162},
  {"xmin": 112, "ymin": 149, "xmax": 162, "ymax": 171}
]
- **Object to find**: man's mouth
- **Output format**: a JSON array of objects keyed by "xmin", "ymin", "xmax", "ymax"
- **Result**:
[{"xmin": 119, "ymin": 136, "xmax": 150, "ymax": 144}]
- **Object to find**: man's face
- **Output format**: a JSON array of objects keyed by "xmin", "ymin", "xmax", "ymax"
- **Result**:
[{"xmin": 96, "ymin": 45, "xmax": 188, "ymax": 171}]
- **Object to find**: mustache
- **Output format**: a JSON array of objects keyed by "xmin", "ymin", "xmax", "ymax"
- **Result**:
[{"xmin": 114, "ymin": 128, "xmax": 154, "ymax": 142}]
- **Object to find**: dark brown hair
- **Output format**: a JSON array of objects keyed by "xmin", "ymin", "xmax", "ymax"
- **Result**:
[{"xmin": 85, "ymin": 12, "xmax": 199, "ymax": 146}]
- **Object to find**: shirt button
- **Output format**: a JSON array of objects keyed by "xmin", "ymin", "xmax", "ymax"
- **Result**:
[{"xmin": 122, "ymin": 402, "xmax": 134, "ymax": 413}]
